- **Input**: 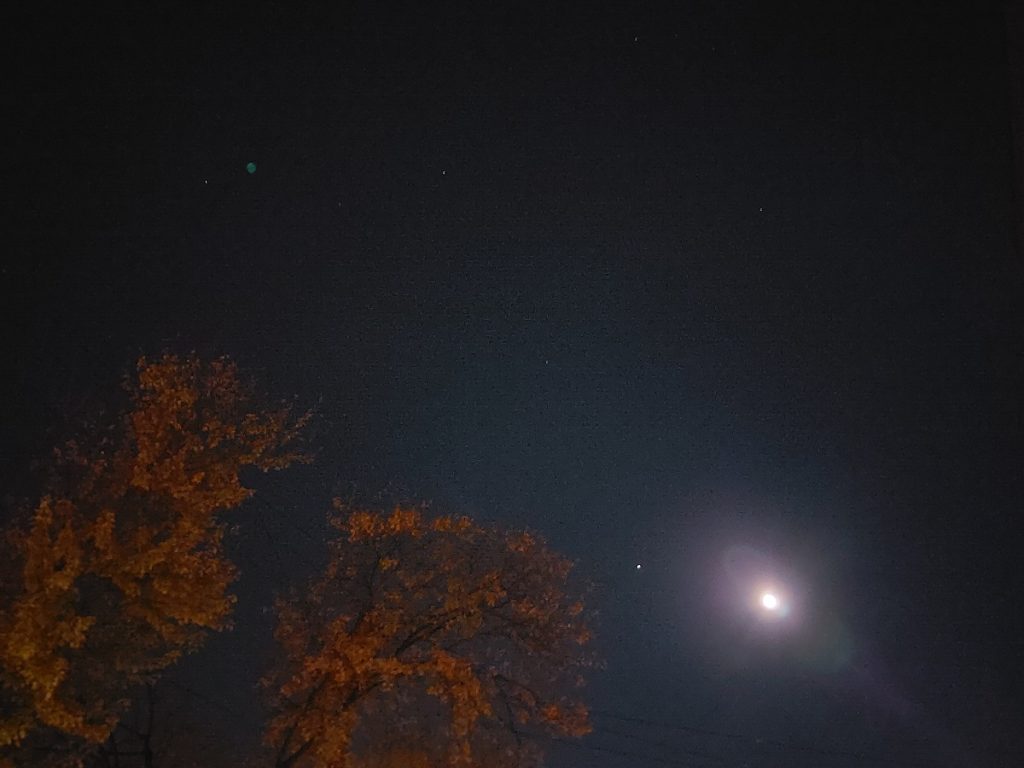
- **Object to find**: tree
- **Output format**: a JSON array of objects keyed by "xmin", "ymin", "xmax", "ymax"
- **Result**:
[
  {"xmin": 0, "ymin": 354, "xmax": 310, "ymax": 765},
  {"xmin": 262, "ymin": 504, "xmax": 595, "ymax": 768}
]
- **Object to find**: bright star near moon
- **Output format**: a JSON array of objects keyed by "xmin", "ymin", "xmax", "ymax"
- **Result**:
[{"xmin": 760, "ymin": 592, "xmax": 779, "ymax": 610}]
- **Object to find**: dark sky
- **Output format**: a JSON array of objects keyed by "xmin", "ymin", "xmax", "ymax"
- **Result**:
[{"xmin": 3, "ymin": 2, "xmax": 1023, "ymax": 766}]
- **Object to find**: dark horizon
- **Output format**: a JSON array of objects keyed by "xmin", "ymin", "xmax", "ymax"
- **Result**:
[{"xmin": 3, "ymin": 2, "xmax": 1023, "ymax": 766}]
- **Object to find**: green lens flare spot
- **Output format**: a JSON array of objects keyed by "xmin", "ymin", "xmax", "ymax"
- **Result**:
[{"xmin": 245, "ymin": 162, "xmax": 257, "ymax": 174}]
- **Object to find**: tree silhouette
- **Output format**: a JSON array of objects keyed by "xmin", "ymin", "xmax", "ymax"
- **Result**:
[
  {"xmin": 263, "ymin": 504, "xmax": 595, "ymax": 768},
  {"xmin": 0, "ymin": 355, "xmax": 310, "ymax": 766}
]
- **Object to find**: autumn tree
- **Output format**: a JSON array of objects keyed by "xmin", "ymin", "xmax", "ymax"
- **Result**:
[
  {"xmin": 263, "ymin": 504, "xmax": 595, "ymax": 768},
  {"xmin": 0, "ymin": 354, "xmax": 309, "ymax": 766}
]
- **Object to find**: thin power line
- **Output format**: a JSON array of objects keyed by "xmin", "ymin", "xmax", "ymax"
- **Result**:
[
  {"xmin": 168, "ymin": 686, "xmax": 716, "ymax": 768},
  {"xmin": 594, "ymin": 710, "xmax": 742, "ymax": 743},
  {"xmin": 592, "ymin": 710, "xmax": 941, "ymax": 768},
  {"xmin": 542, "ymin": 733, "xmax": 714, "ymax": 768},
  {"xmin": 590, "ymin": 725, "xmax": 727, "ymax": 765}
]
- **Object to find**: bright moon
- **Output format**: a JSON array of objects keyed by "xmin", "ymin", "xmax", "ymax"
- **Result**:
[{"xmin": 760, "ymin": 592, "xmax": 779, "ymax": 610}]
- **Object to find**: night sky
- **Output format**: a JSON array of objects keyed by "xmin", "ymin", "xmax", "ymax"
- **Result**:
[{"xmin": 4, "ymin": 2, "xmax": 1024, "ymax": 766}]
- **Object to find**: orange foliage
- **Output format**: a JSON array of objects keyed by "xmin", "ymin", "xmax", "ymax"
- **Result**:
[
  {"xmin": 263, "ymin": 505, "xmax": 595, "ymax": 768},
  {"xmin": 355, "ymin": 746, "xmax": 432, "ymax": 768},
  {"xmin": 0, "ymin": 355, "xmax": 309, "ymax": 761}
]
